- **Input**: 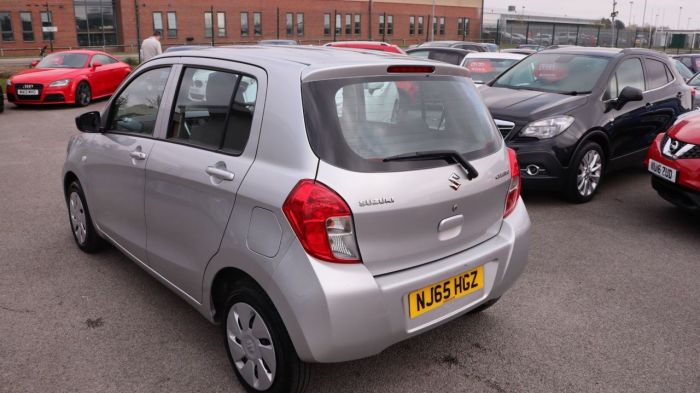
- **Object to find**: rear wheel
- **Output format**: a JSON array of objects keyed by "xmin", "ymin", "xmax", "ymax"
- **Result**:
[
  {"xmin": 565, "ymin": 142, "xmax": 605, "ymax": 203},
  {"xmin": 223, "ymin": 281, "xmax": 309, "ymax": 393},
  {"xmin": 75, "ymin": 82, "xmax": 91, "ymax": 107}
]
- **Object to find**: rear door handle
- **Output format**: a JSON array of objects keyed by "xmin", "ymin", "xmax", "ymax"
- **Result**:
[
  {"xmin": 206, "ymin": 166, "xmax": 235, "ymax": 181},
  {"xmin": 129, "ymin": 150, "xmax": 147, "ymax": 160}
]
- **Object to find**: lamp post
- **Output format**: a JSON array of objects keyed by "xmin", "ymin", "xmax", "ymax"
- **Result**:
[
  {"xmin": 611, "ymin": 1, "xmax": 618, "ymax": 48},
  {"xmin": 628, "ymin": 1, "xmax": 633, "ymax": 26},
  {"xmin": 677, "ymin": 6, "xmax": 683, "ymax": 30},
  {"xmin": 27, "ymin": 1, "xmax": 55, "ymax": 53},
  {"xmin": 430, "ymin": 0, "xmax": 435, "ymax": 42}
]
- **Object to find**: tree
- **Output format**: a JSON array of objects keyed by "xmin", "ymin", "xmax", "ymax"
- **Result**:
[{"xmin": 614, "ymin": 20, "xmax": 626, "ymax": 30}]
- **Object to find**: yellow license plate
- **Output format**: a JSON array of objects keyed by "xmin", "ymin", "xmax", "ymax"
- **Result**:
[{"xmin": 408, "ymin": 266, "xmax": 484, "ymax": 319}]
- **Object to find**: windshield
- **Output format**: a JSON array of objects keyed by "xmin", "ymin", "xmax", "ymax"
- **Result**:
[
  {"xmin": 37, "ymin": 53, "xmax": 88, "ymax": 69},
  {"xmin": 463, "ymin": 58, "xmax": 521, "ymax": 84},
  {"xmin": 302, "ymin": 75, "xmax": 501, "ymax": 172},
  {"xmin": 493, "ymin": 53, "xmax": 610, "ymax": 94}
]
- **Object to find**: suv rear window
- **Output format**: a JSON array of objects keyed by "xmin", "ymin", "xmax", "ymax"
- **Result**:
[{"xmin": 302, "ymin": 75, "xmax": 501, "ymax": 172}]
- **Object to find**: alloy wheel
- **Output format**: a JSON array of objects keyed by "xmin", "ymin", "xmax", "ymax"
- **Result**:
[
  {"xmin": 576, "ymin": 150, "xmax": 602, "ymax": 197},
  {"xmin": 78, "ymin": 84, "xmax": 91, "ymax": 106},
  {"xmin": 226, "ymin": 302, "xmax": 276, "ymax": 391},
  {"xmin": 69, "ymin": 192, "xmax": 87, "ymax": 245}
]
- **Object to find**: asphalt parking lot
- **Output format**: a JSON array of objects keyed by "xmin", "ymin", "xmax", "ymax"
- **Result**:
[{"xmin": 0, "ymin": 101, "xmax": 698, "ymax": 393}]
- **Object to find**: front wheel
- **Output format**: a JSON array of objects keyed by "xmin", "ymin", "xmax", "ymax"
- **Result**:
[
  {"xmin": 66, "ymin": 181, "xmax": 104, "ymax": 253},
  {"xmin": 75, "ymin": 82, "xmax": 91, "ymax": 107},
  {"xmin": 223, "ymin": 281, "xmax": 309, "ymax": 393},
  {"xmin": 565, "ymin": 142, "xmax": 605, "ymax": 203}
]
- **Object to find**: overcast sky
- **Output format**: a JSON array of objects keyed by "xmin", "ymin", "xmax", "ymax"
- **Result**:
[{"xmin": 484, "ymin": 0, "xmax": 700, "ymax": 29}]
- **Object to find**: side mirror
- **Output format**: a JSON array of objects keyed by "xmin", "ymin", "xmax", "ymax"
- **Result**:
[
  {"xmin": 91, "ymin": 61, "xmax": 103, "ymax": 70},
  {"xmin": 30, "ymin": 60, "xmax": 39, "ymax": 68},
  {"xmin": 615, "ymin": 86, "xmax": 643, "ymax": 110},
  {"xmin": 75, "ymin": 111, "xmax": 102, "ymax": 133}
]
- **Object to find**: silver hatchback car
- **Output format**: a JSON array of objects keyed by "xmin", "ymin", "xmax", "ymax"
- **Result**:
[{"xmin": 63, "ymin": 46, "xmax": 531, "ymax": 392}]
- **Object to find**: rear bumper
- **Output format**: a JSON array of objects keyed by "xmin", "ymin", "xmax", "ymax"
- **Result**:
[{"xmin": 273, "ymin": 199, "xmax": 531, "ymax": 363}]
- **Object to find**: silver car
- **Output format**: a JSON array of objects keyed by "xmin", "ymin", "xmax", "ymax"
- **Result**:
[{"xmin": 63, "ymin": 46, "xmax": 531, "ymax": 392}]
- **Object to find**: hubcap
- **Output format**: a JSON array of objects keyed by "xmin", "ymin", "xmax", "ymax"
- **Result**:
[
  {"xmin": 69, "ymin": 192, "xmax": 87, "ymax": 244},
  {"xmin": 576, "ymin": 150, "xmax": 602, "ymax": 197},
  {"xmin": 227, "ymin": 302, "xmax": 276, "ymax": 390},
  {"xmin": 79, "ymin": 85, "xmax": 90, "ymax": 105}
]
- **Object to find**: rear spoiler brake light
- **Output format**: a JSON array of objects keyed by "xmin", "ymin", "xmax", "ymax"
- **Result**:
[{"xmin": 387, "ymin": 65, "xmax": 435, "ymax": 74}]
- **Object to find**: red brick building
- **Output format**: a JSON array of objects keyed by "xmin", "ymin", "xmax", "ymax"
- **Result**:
[{"xmin": 0, "ymin": 0, "xmax": 483, "ymax": 56}]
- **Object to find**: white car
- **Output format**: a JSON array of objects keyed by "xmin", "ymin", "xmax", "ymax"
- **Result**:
[{"xmin": 460, "ymin": 52, "xmax": 527, "ymax": 85}]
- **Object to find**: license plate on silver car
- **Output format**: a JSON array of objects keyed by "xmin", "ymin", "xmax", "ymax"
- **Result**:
[
  {"xmin": 17, "ymin": 89, "xmax": 39, "ymax": 95},
  {"xmin": 648, "ymin": 159, "xmax": 677, "ymax": 182}
]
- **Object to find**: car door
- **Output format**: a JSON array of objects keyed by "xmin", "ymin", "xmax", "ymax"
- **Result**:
[
  {"xmin": 606, "ymin": 57, "xmax": 652, "ymax": 158},
  {"xmin": 94, "ymin": 54, "xmax": 124, "ymax": 94},
  {"xmin": 84, "ymin": 66, "xmax": 174, "ymax": 262},
  {"xmin": 144, "ymin": 60, "xmax": 264, "ymax": 301},
  {"xmin": 640, "ymin": 57, "xmax": 682, "ymax": 144}
]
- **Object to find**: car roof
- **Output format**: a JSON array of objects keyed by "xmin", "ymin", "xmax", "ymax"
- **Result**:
[
  {"xmin": 326, "ymin": 41, "xmax": 394, "ymax": 47},
  {"xmin": 407, "ymin": 47, "xmax": 474, "ymax": 54},
  {"xmin": 421, "ymin": 40, "xmax": 486, "ymax": 47},
  {"xmin": 537, "ymin": 47, "xmax": 666, "ymax": 58},
  {"xmin": 464, "ymin": 52, "xmax": 526, "ymax": 60},
  {"xmin": 157, "ymin": 45, "xmax": 467, "ymax": 81}
]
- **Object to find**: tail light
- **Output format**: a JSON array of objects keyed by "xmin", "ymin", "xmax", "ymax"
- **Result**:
[
  {"xmin": 283, "ymin": 180, "xmax": 361, "ymax": 263},
  {"xmin": 504, "ymin": 148, "xmax": 521, "ymax": 218},
  {"xmin": 691, "ymin": 87, "xmax": 697, "ymax": 100}
]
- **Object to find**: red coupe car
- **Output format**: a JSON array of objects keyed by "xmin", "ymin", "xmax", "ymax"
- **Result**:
[
  {"xmin": 645, "ymin": 111, "xmax": 700, "ymax": 210},
  {"xmin": 6, "ymin": 50, "xmax": 131, "ymax": 107}
]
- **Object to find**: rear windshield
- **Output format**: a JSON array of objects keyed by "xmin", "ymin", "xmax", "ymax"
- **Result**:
[
  {"xmin": 463, "ymin": 58, "xmax": 521, "ymax": 83},
  {"xmin": 302, "ymin": 75, "xmax": 502, "ymax": 172},
  {"xmin": 493, "ymin": 53, "xmax": 610, "ymax": 94}
]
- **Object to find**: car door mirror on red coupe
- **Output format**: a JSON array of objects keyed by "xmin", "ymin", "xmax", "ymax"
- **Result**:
[{"xmin": 91, "ymin": 61, "xmax": 103, "ymax": 70}]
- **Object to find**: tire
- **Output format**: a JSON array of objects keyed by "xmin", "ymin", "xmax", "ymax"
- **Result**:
[
  {"xmin": 75, "ymin": 82, "xmax": 91, "ymax": 107},
  {"xmin": 223, "ymin": 281, "xmax": 310, "ymax": 393},
  {"xmin": 468, "ymin": 298, "xmax": 500, "ymax": 314},
  {"xmin": 565, "ymin": 141, "xmax": 605, "ymax": 203},
  {"xmin": 66, "ymin": 180, "xmax": 104, "ymax": 253}
]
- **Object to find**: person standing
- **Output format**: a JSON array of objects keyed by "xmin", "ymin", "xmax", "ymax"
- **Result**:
[{"xmin": 141, "ymin": 30, "xmax": 163, "ymax": 62}]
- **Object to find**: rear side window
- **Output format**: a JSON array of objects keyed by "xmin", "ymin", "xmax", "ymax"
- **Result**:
[
  {"xmin": 645, "ymin": 58, "xmax": 670, "ymax": 89},
  {"xmin": 167, "ymin": 68, "xmax": 256, "ymax": 154},
  {"xmin": 429, "ymin": 51, "xmax": 463, "ymax": 65},
  {"xmin": 109, "ymin": 67, "xmax": 171, "ymax": 135},
  {"xmin": 302, "ymin": 75, "xmax": 501, "ymax": 172}
]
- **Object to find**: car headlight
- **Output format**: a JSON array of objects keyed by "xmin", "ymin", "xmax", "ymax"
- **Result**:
[
  {"xmin": 520, "ymin": 116, "xmax": 575, "ymax": 139},
  {"xmin": 49, "ymin": 79, "xmax": 71, "ymax": 87}
]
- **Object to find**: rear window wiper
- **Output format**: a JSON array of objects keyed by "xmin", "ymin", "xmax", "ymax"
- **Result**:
[{"xmin": 383, "ymin": 150, "xmax": 479, "ymax": 180}]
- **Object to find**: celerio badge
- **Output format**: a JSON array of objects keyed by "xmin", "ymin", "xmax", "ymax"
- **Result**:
[{"xmin": 449, "ymin": 173, "xmax": 461, "ymax": 190}]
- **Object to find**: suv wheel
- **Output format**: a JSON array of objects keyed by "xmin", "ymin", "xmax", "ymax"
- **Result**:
[
  {"xmin": 66, "ymin": 180, "xmax": 105, "ymax": 252},
  {"xmin": 223, "ymin": 281, "xmax": 309, "ymax": 393},
  {"xmin": 565, "ymin": 142, "xmax": 605, "ymax": 203}
]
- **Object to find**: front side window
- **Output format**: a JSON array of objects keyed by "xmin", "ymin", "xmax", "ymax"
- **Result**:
[
  {"xmin": 91, "ymin": 54, "xmax": 117, "ymax": 66},
  {"xmin": 109, "ymin": 67, "xmax": 171, "ymax": 136},
  {"xmin": 20, "ymin": 12, "xmax": 34, "ymax": 42},
  {"xmin": 167, "ymin": 12, "xmax": 177, "ymax": 38},
  {"xmin": 494, "ymin": 53, "xmax": 611, "ymax": 95},
  {"xmin": 240, "ymin": 12, "xmax": 248, "ymax": 37},
  {"xmin": 0, "ymin": 12, "xmax": 13, "ymax": 42},
  {"xmin": 323, "ymin": 13, "xmax": 330, "ymax": 35},
  {"xmin": 168, "ymin": 68, "xmax": 256, "ymax": 154},
  {"xmin": 254, "ymin": 12, "xmax": 262, "ymax": 36},
  {"xmin": 645, "ymin": 58, "xmax": 670, "ymax": 90},
  {"xmin": 302, "ymin": 76, "xmax": 501, "ymax": 172},
  {"xmin": 606, "ymin": 58, "xmax": 645, "ymax": 99}
]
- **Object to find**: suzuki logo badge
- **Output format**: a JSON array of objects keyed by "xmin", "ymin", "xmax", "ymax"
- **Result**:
[{"xmin": 449, "ymin": 173, "xmax": 461, "ymax": 190}]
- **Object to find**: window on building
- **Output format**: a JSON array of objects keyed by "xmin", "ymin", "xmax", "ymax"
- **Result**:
[
  {"xmin": 418, "ymin": 16, "xmax": 424, "ymax": 35},
  {"xmin": 40, "ymin": 11, "xmax": 53, "ymax": 41},
  {"xmin": 323, "ymin": 13, "xmax": 331, "ymax": 35},
  {"xmin": 240, "ymin": 12, "xmax": 248, "ymax": 36},
  {"xmin": 253, "ymin": 12, "xmax": 261, "ymax": 36},
  {"xmin": 345, "ymin": 14, "xmax": 351, "ymax": 35},
  {"xmin": 387, "ymin": 15, "xmax": 393, "ymax": 35},
  {"xmin": 457, "ymin": 18, "xmax": 470, "ymax": 38},
  {"xmin": 217, "ymin": 12, "xmax": 226, "ymax": 37},
  {"xmin": 167, "ymin": 12, "xmax": 177, "ymax": 38},
  {"xmin": 409, "ymin": 16, "xmax": 415, "ymax": 35},
  {"xmin": 433, "ymin": 16, "xmax": 437, "ymax": 35},
  {"xmin": 286, "ymin": 13, "xmax": 293, "ymax": 35},
  {"xmin": 335, "ymin": 13, "xmax": 341, "ymax": 35},
  {"xmin": 0, "ymin": 12, "xmax": 12, "ymax": 42},
  {"xmin": 354, "ymin": 14, "xmax": 361, "ymax": 35},
  {"xmin": 204, "ymin": 12, "xmax": 212, "ymax": 38},
  {"xmin": 74, "ymin": 1, "xmax": 118, "ymax": 46},
  {"xmin": 20, "ymin": 12, "xmax": 34, "ymax": 42},
  {"xmin": 439, "ymin": 17, "xmax": 445, "ymax": 35},
  {"xmin": 379, "ymin": 15, "xmax": 385, "ymax": 35},
  {"xmin": 296, "ymin": 13, "xmax": 304, "ymax": 36},
  {"xmin": 153, "ymin": 12, "xmax": 163, "ymax": 33}
]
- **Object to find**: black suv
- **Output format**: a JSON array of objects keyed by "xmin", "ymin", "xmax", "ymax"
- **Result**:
[{"xmin": 480, "ymin": 48, "xmax": 693, "ymax": 202}]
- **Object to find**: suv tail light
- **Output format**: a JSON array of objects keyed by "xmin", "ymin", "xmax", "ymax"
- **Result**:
[
  {"xmin": 504, "ymin": 148, "xmax": 521, "ymax": 218},
  {"xmin": 283, "ymin": 180, "xmax": 361, "ymax": 263}
]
